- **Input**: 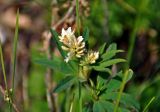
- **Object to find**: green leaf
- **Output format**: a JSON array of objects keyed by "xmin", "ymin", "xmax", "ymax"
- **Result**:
[
  {"xmin": 92, "ymin": 66, "xmax": 112, "ymax": 75},
  {"xmin": 100, "ymin": 92, "xmax": 140, "ymax": 111},
  {"xmin": 12, "ymin": 9, "xmax": 19, "ymax": 89},
  {"xmin": 82, "ymin": 27, "xmax": 89, "ymax": 49},
  {"xmin": 99, "ymin": 59, "xmax": 126, "ymax": 68},
  {"xmin": 50, "ymin": 28, "xmax": 66, "ymax": 58},
  {"xmin": 101, "ymin": 50, "xmax": 124, "ymax": 62},
  {"xmin": 93, "ymin": 101, "xmax": 105, "ymax": 112},
  {"xmin": 117, "ymin": 69, "xmax": 133, "ymax": 82},
  {"xmin": 107, "ymin": 43, "xmax": 117, "ymax": 51},
  {"xmin": 34, "ymin": 57, "xmax": 73, "ymax": 74},
  {"xmin": 126, "ymin": 69, "xmax": 133, "ymax": 82},
  {"xmin": 99, "ymin": 43, "xmax": 107, "ymax": 54},
  {"xmin": 34, "ymin": 58, "xmax": 60, "ymax": 69},
  {"xmin": 83, "ymin": 107, "xmax": 90, "ymax": 112},
  {"xmin": 106, "ymin": 79, "xmax": 122, "ymax": 92},
  {"xmin": 97, "ymin": 76, "xmax": 106, "ymax": 90},
  {"xmin": 100, "ymin": 100, "xmax": 114, "ymax": 112},
  {"xmin": 53, "ymin": 75, "xmax": 75, "ymax": 93},
  {"xmin": 68, "ymin": 61, "xmax": 79, "ymax": 73},
  {"xmin": 83, "ymin": 27, "xmax": 89, "ymax": 42},
  {"xmin": 60, "ymin": 61, "xmax": 76, "ymax": 74},
  {"xmin": 99, "ymin": 100, "xmax": 130, "ymax": 112}
]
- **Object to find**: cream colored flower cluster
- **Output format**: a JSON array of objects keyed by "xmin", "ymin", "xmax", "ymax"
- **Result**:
[{"xmin": 59, "ymin": 27, "xmax": 99, "ymax": 65}]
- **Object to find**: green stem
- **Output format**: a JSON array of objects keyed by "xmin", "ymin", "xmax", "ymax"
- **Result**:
[
  {"xmin": 76, "ymin": 0, "xmax": 80, "ymax": 35},
  {"xmin": 69, "ymin": 101, "xmax": 73, "ymax": 112},
  {"xmin": 0, "ymin": 34, "xmax": 8, "ymax": 91},
  {"xmin": 78, "ymin": 63, "xmax": 82, "ymax": 112},
  {"xmin": 10, "ymin": 10, "xmax": 19, "ymax": 112},
  {"xmin": 126, "ymin": 0, "xmax": 149, "ymax": 68},
  {"xmin": 9, "ymin": 103, "xmax": 12, "ymax": 112},
  {"xmin": 114, "ymin": 70, "xmax": 128, "ymax": 112},
  {"xmin": 0, "ymin": 29, "xmax": 13, "ymax": 112},
  {"xmin": 78, "ymin": 82, "xmax": 82, "ymax": 112},
  {"xmin": 69, "ymin": 93, "xmax": 75, "ymax": 112},
  {"xmin": 126, "ymin": 25, "xmax": 137, "ymax": 68},
  {"xmin": 143, "ymin": 97, "xmax": 155, "ymax": 112}
]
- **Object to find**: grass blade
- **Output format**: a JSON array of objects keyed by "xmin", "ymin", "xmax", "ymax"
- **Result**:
[
  {"xmin": 12, "ymin": 9, "xmax": 19, "ymax": 91},
  {"xmin": 114, "ymin": 70, "xmax": 130, "ymax": 112},
  {"xmin": 0, "ymin": 30, "xmax": 8, "ymax": 90},
  {"xmin": 142, "ymin": 97, "xmax": 155, "ymax": 112}
]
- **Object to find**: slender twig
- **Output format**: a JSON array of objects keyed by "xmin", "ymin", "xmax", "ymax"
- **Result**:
[
  {"xmin": 45, "ymin": 1, "xmax": 57, "ymax": 111},
  {"xmin": 76, "ymin": 0, "xmax": 80, "ymax": 35},
  {"xmin": 45, "ymin": 36, "xmax": 57, "ymax": 111},
  {"xmin": 45, "ymin": 67, "xmax": 57, "ymax": 112},
  {"xmin": 52, "ymin": 0, "xmax": 76, "ymax": 29},
  {"xmin": 22, "ymin": 72, "xmax": 29, "ymax": 110},
  {"xmin": 44, "ymin": 0, "xmax": 76, "ymax": 40}
]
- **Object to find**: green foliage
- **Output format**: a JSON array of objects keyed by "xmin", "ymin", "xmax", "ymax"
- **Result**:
[
  {"xmin": 83, "ymin": 27, "xmax": 89, "ymax": 48},
  {"xmin": 12, "ymin": 9, "xmax": 19, "ymax": 89},
  {"xmin": 36, "ymin": 28, "xmax": 139, "ymax": 112},
  {"xmin": 82, "ymin": 27, "xmax": 89, "ymax": 42},
  {"xmin": 1, "ymin": 0, "xmax": 159, "ymax": 111},
  {"xmin": 142, "ymin": 97, "xmax": 155, "ymax": 112},
  {"xmin": 34, "ymin": 57, "xmax": 74, "ymax": 74},
  {"xmin": 99, "ymin": 43, "xmax": 107, "ymax": 55},
  {"xmin": 93, "ymin": 100, "xmax": 130, "ymax": 112},
  {"xmin": 139, "ymin": 75, "xmax": 160, "ymax": 111},
  {"xmin": 50, "ymin": 28, "xmax": 66, "ymax": 58},
  {"xmin": 53, "ymin": 75, "xmax": 76, "ymax": 93},
  {"xmin": 99, "ymin": 59, "xmax": 126, "ymax": 68}
]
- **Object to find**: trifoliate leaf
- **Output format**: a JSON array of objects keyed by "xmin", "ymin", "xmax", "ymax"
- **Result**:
[
  {"xmin": 99, "ymin": 59, "xmax": 126, "ymax": 68},
  {"xmin": 101, "ymin": 50, "xmax": 124, "ymax": 62},
  {"xmin": 99, "ymin": 43, "xmax": 107, "ymax": 54},
  {"xmin": 100, "ymin": 92, "xmax": 140, "ymax": 111},
  {"xmin": 53, "ymin": 75, "xmax": 76, "ymax": 93},
  {"xmin": 107, "ymin": 43, "xmax": 117, "ymax": 51}
]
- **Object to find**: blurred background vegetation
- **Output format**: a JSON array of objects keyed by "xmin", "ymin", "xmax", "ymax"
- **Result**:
[{"xmin": 0, "ymin": 0, "xmax": 160, "ymax": 112}]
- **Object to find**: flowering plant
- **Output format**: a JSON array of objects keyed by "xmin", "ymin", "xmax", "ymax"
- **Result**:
[{"xmin": 36, "ymin": 27, "xmax": 140, "ymax": 112}]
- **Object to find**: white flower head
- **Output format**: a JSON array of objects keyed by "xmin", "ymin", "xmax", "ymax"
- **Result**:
[
  {"xmin": 80, "ymin": 50, "xmax": 99, "ymax": 65},
  {"xmin": 59, "ymin": 27, "xmax": 86, "ymax": 62},
  {"xmin": 59, "ymin": 27, "xmax": 75, "ymax": 44}
]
